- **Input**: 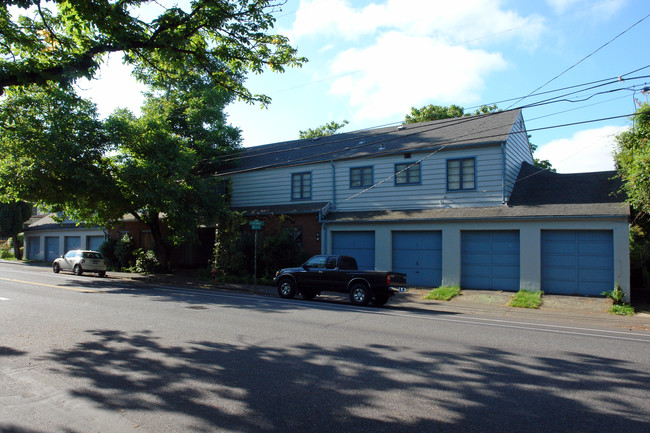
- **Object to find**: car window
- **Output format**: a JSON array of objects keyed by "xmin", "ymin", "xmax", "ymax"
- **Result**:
[
  {"xmin": 325, "ymin": 256, "xmax": 337, "ymax": 269},
  {"xmin": 83, "ymin": 252, "xmax": 103, "ymax": 259},
  {"xmin": 339, "ymin": 256, "xmax": 358, "ymax": 270},
  {"xmin": 64, "ymin": 251, "xmax": 75, "ymax": 258},
  {"xmin": 305, "ymin": 256, "xmax": 327, "ymax": 269}
]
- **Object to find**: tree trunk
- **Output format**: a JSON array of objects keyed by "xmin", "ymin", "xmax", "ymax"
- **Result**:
[
  {"xmin": 11, "ymin": 234, "xmax": 22, "ymax": 260},
  {"xmin": 148, "ymin": 216, "xmax": 170, "ymax": 272}
]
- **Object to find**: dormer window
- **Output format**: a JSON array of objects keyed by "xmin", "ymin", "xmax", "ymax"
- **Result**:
[
  {"xmin": 447, "ymin": 158, "xmax": 475, "ymax": 191},
  {"xmin": 291, "ymin": 172, "xmax": 312, "ymax": 200},
  {"xmin": 395, "ymin": 162, "xmax": 420, "ymax": 185}
]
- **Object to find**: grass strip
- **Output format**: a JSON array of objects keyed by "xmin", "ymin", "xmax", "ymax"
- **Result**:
[
  {"xmin": 424, "ymin": 286, "xmax": 461, "ymax": 301},
  {"xmin": 508, "ymin": 289, "xmax": 542, "ymax": 309}
]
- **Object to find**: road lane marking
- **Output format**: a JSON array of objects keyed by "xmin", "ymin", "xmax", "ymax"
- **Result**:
[
  {"xmin": 0, "ymin": 296, "xmax": 9, "ymax": 301},
  {"xmin": 0, "ymin": 277, "xmax": 101, "ymax": 293}
]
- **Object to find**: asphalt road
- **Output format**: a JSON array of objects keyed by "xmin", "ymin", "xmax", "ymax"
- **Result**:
[{"xmin": 1, "ymin": 262, "xmax": 649, "ymax": 433}]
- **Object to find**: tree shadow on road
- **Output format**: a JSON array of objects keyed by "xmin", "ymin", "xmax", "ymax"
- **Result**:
[{"xmin": 37, "ymin": 328, "xmax": 650, "ymax": 433}]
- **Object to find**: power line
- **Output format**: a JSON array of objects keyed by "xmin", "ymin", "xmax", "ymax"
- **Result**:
[{"xmin": 508, "ymin": 11, "xmax": 650, "ymax": 108}]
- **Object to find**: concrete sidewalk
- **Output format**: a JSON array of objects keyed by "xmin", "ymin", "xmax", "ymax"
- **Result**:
[{"xmin": 106, "ymin": 270, "xmax": 650, "ymax": 331}]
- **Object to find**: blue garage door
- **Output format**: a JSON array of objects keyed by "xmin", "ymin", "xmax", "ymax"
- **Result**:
[
  {"xmin": 64, "ymin": 236, "xmax": 80, "ymax": 253},
  {"xmin": 461, "ymin": 231, "xmax": 520, "ymax": 291},
  {"xmin": 332, "ymin": 231, "xmax": 375, "ymax": 271},
  {"xmin": 541, "ymin": 230, "xmax": 613, "ymax": 296},
  {"xmin": 45, "ymin": 237, "xmax": 59, "ymax": 262},
  {"xmin": 392, "ymin": 231, "xmax": 442, "ymax": 287},
  {"xmin": 26, "ymin": 237, "xmax": 40, "ymax": 260},
  {"xmin": 86, "ymin": 235, "xmax": 105, "ymax": 252}
]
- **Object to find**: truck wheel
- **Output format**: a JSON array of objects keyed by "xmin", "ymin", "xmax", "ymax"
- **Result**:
[
  {"xmin": 301, "ymin": 289, "xmax": 318, "ymax": 301},
  {"xmin": 277, "ymin": 279, "xmax": 296, "ymax": 299},
  {"xmin": 372, "ymin": 293, "xmax": 390, "ymax": 307},
  {"xmin": 349, "ymin": 283, "xmax": 371, "ymax": 306}
]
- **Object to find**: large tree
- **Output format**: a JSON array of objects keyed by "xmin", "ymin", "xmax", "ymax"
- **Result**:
[
  {"xmin": 0, "ymin": 200, "xmax": 32, "ymax": 259},
  {"xmin": 615, "ymin": 102, "xmax": 650, "ymax": 214},
  {"xmin": 0, "ymin": 0, "xmax": 306, "ymax": 104},
  {"xmin": 0, "ymin": 73, "xmax": 240, "ymax": 269}
]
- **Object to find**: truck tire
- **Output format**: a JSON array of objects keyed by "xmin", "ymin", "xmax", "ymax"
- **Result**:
[
  {"xmin": 277, "ymin": 279, "xmax": 296, "ymax": 299},
  {"xmin": 372, "ymin": 293, "xmax": 390, "ymax": 307},
  {"xmin": 349, "ymin": 283, "xmax": 371, "ymax": 306}
]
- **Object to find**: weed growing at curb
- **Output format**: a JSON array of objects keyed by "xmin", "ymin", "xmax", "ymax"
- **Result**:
[
  {"xmin": 509, "ymin": 289, "xmax": 542, "ymax": 309},
  {"xmin": 610, "ymin": 304, "xmax": 635, "ymax": 315},
  {"xmin": 424, "ymin": 286, "xmax": 461, "ymax": 301}
]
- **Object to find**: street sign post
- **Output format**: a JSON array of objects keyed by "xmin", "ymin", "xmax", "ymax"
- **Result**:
[{"xmin": 249, "ymin": 219, "xmax": 264, "ymax": 285}]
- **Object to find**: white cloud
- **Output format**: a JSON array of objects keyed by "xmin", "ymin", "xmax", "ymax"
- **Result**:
[
  {"xmin": 291, "ymin": 0, "xmax": 544, "ymax": 45},
  {"xmin": 288, "ymin": 0, "xmax": 542, "ymax": 122},
  {"xmin": 535, "ymin": 125, "xmax": 626, "ymax": 173},
  {"xmin": 328, "ymin": 32, "xmax": 507, "ymax": 120}
]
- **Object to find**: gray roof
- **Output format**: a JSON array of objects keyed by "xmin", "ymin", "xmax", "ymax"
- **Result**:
[
  {"xmin": 231, "ymin": 109, "xmax": 523, "ymax": 172},
  {"xmin": 23, "ymin": 214, "xmax": 99, "ymax": 232},
  {"xmin": 321, "ymin": 203, "xmax": 629, "ymax": 224},
  {"xmin": 508, "ymin": 162, "xmax": 625, "ymax": 206},
  {"xmin": 232, "ymin": 202, "xmax": 329, "ymax": 216}
]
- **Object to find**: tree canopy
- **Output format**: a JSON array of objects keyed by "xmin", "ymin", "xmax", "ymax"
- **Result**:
[
  {"xmin": 0, "ymin": 0, "xmax": 306, "ymax": 104},
  {"xmin": 299, "ymin": 120, "xmax": 349, "ymax": 139},
  {"xmin": 0, "ymin": 73, "xmax": 241, "ymax": 268},
  {"xmin": 615, "ymin": 102, "xmax": 650, "ymax": 214},
  {"xmin": 403, "ymin": 104, "xmax": 499, "ymax": 124}
]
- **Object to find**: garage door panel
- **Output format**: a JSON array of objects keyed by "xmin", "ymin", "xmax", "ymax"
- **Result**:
[
  {"xmin": 461, "ymin": 254, "xmax": 490, "ymax": 265},
  {"xmin": 332, "ymin": 231, "xmax": 375, "ymax": 271},
  {"xmin": 392, "ymin": 231, "xmax": 442, "ymax": 287},
  {"xmin": 492, "ymin": 265, "xmax": 519, "ymax": 278},
  {"xmin": 393, "ymin": 250, "xmax": 439, "ymax": 268},
  {"xmin": 45, "ymin": 237, "xmax": 59, "ymax": 263},
  {"xmin": 87, "ymin": 235, "xmax": 104, "ymax": 251},
  {"xmin": 544, "ymin": 255, "xmax": 577, "ymax": 268},
  {"xmin": 461, "ymin": 231, "xmax": 519, "ymax": 291},
  {"xmin": 541, "ymin": 230, "xmax": 613, "ymax": 296}
]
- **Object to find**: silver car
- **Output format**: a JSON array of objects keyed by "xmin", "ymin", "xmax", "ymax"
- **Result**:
[{"xmin": 52, "ymin": 250, "xmax": 107, "ymax": 277}]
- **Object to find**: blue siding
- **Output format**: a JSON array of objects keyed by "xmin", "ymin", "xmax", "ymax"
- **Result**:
[
  {"xmin": 541, "ymin": 230, "xmax": 613, "ymax": 296},
  {"xmin": 461, "ymin": 231, "xmax": 520, "ymax": 291},
  {"xmin": 332, "ymin": 231, "xmax": 375, "ymax": 271},
  {"xmin": 392, "ymin": 231, "xmax": 442, "ymax": 287}
]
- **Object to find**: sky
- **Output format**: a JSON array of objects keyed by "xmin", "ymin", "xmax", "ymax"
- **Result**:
[{"xmin": 75, "ymin": 0, "xmax": 650, "ymax": 174}]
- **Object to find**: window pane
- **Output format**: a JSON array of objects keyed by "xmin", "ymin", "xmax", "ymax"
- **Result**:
[
  {"xmin": 350, "ymin": 168, "xmax": 361, "ymax": 187},
  {"xmin": 361, "ymin": 169, "xmax": 372, "ymax": 186}
]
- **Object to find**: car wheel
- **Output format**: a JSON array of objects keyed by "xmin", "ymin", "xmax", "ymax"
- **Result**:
[
  {"xmin": 349, "ymin": 283, "xmax": 371, "ymax": 306},
  {"xmin": 98, "ymin": 271, "xmax": 106, "ymax": 277},
  {"xmin": 372, "ymin": 293, "xmax": 390, "ymax": 307},
  {"xmin": 277, "ymin": 279, "xmax": 296, "ymax": 299},
  {"xmin": 52, "ymin": 262, "xmax": 60, "ymax": 273},
  {"xmin": 301, "ymin": 289, "xmax": 318, "ymax": 301},
  {"xmin": 73, "ymin": 264, "xmax": 83, "ymax": 276}
]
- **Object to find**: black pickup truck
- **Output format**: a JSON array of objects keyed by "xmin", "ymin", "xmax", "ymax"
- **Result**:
[{"xmin": 273, "ymin": 255, "xmax": 407, "ymax": 307}]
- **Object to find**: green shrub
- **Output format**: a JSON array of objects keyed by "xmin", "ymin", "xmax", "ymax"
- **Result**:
[
  {"xmin": 260, "ymin": 229, "xmax": 309, "ymax": 278},
  {"xmin": 132, "ymin": 249, "xmax": 159, "ymax": 274},
  {"xmin": 610, "ymin": 304, "xmax": 635, "ymax": 315},
  {"xmin": 0, "ymin": 240, "xmax": 13, "ymax": 259},
  {"xmin": 424, "ymin": 286, "xmax": 461, "ymax": 301},
  {"xmin": 100, "ymin": 234, "xmax": 136, "ymax": 271},
  {"xmin": 602, "ymin": 283, "xmax": 625, "ymax": 305}
]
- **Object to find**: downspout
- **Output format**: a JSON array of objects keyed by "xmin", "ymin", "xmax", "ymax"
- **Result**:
[
  {"xmin": 501, "ymin": 141, "xmax": 506, "ymax": 204},
  {"xmin": 330, "ymin": 160, "xmax": 336, "ymax": 210}
]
